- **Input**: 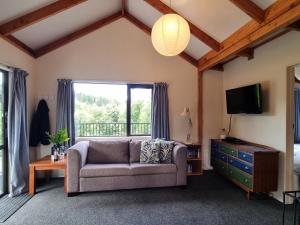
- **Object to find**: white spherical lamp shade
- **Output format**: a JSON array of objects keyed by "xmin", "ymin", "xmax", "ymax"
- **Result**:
[{"xmin": 151, "ymin": 14, "xmax": 190, "ymax": 56}]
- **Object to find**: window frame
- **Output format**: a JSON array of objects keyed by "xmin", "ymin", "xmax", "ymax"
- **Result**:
[
  {"xmin": 127, "ymin": 84, "xmax": 153, "ymax": 136},
  {"xmin": 0, "ymin": 69, "xmax": 9, "ymax": 198},
  {"xmin": 74, "ymin": 82, "xmax": 153, "ymax": 137}
]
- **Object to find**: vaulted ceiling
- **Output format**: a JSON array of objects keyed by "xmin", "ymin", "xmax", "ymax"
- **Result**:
[{"xmin": 0, "ymin": 0, "xmax": 299, "ymax": 71}]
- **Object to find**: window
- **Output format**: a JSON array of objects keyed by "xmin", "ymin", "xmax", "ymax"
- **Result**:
[{"xmin": 74, "ymin": 83, "xmax": 152, "ymax": 137}]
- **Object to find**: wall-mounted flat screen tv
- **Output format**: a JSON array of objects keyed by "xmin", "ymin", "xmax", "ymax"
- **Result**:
[{"xmin": 226, "ymin": 83, "xmax": 263, "ymax": 114}]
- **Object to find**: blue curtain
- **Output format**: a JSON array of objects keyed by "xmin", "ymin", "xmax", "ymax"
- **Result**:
[
  {"xmin": 8, "ymin": 68, "xmax": 29, "ymax": 197},
  {"xmin": 295, "ymin": 88, "xmax": 300, "ymax": 143},
  {"xmin": 56, "ymin": 79, "xmax": 75, "ymax": 147},
  {"xmin": 151, "ymin": 82, "xmax": 170, "ymax": 140}
]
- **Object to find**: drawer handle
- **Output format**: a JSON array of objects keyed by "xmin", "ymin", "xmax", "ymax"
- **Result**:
[
  {"xmin": 245, "ymin": 166, "xmax": 249, "ymax": 169},
  {"xmin": 231, "ymin": 150, "xmax": 234, "ymax": 153},
  {"xmin": 245, "ymin": 179, "xmax": 248, "ymax": 182},
  {"xmin": 243, "ymin": 155, "xmax": 246, "ymax": 158}
]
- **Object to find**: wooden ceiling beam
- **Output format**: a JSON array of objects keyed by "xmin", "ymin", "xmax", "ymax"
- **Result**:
[
  {"xmin": 237, "ymin": 48, "xmax": 254, "ymax": 60},
  {"xmin": 0, "ymin": 0, "xmax": 87, "ymax": 36},
  {"xmin": 35, "ymin": 11, "xmax": 123, "ymax": 57},
  {"xmin": 210, "ymin": 64, "xmax": 224, "ymax": 72},
  {"xmin": 287, "ymin": 20, "xmax": 300, "ymax": 31},
  {"xmin": 144, "ymin": 0, "xmax": 220, "ymax": 51},
  {"xmin": 229, "ymin": 0, "xmax": 265, "ymax": 23},
  {"xmin": 198, "ymin": 0, "xmax": 300, "ymax": 71},
  {"xmin": 2, "ymin": 35, "xmax": 36, "ymax": 58},
  {"xmin": 124, "ymin": 13, "xmax": 197, "ymax": 67}
]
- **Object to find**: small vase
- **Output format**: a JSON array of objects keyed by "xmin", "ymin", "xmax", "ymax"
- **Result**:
[{"xmin": 51, "ymin": 145, "xmax": 60, "ymax": 161}]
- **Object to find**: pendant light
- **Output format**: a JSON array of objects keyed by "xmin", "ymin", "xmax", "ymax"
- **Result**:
[{"xmin": 151, "ymin": 0, "xmax": 190, "ymax": 56}]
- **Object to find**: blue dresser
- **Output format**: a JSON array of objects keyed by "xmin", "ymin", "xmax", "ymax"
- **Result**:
[{"xmin": 211, "ymin": 139, "xmax": 279, "ymax": 199}]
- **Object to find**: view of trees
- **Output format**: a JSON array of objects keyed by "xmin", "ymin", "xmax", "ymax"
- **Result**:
[{"xmin": 74, "ymin": 88, "xmax": 151, "ymax": 137}]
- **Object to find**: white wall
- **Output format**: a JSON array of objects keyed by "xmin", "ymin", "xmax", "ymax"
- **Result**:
[
  {"xmin": 0, "ymin": 38, "xmax": 36, "ymax": 161},
  {"xmin": 221, "ymin": 31, "xmax": 300, "ymax": 200},
  {"xmin": 35, "ymin": 18, "xmax": 199, "ymax": 157}
]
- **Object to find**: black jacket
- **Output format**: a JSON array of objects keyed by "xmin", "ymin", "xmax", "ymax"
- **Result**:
[{"xmin": 29, "ymin": 99, "xmax": 50, "ymax": 146}]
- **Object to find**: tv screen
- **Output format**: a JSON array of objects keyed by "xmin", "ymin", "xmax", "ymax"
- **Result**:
[{"xmin": 226, "ymin": 83, "xmax": 263, "ymax": 114}]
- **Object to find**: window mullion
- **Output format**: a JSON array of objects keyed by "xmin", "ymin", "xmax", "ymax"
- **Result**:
[{"xmin": 127, "ymin": 85, "xmax": 131, "ymax": 136}]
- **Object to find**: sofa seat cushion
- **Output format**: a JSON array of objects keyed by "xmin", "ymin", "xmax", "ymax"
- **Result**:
[
  {"xmin": 130, "ymin": 163, "xmax": 176, "ymax": 175},
  {"xmin": 87, "ymin": 140, "xmax": 129, "ymax": 164},
  {"xmin": 80, "ymin": 164, "xmax": 130, "ymax": 178}
]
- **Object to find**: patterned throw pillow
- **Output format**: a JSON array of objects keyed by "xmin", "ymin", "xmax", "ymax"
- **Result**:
[
  {"xmin": 140, "ymin": 140, "xmax": 160, "ymax": 164},
  {"xmin": 157, "ymin": 139, "xmax": 174, "ymax": 164}
]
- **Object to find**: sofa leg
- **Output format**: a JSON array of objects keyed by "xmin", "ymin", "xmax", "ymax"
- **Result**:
[
  {"xmin": 179, "ymin": 185, "xmax": 187, "ymax": 190},
  {"xmin": 67, "ymin": 192, "xmax": 80, "ymax": 197}
]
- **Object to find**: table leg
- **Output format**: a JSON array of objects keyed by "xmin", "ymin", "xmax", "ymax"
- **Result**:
[
  {"xmin": 64, "ymin": 167, "xmax": 67, "ymax": 193},
  {"xmin": 29, "ymin": 165, "xmax": 35, "ymax": 194},
  {"xmin": 294, "ymin": 199, "xmax": 298, "ymax": 225},
  {"xmin": 283, "ymin": 192, "xmax": 286, "ymax": 225}
]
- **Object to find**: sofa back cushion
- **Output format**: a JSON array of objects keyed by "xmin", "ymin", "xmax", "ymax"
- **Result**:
[
  {"xmin": 87, "ymin": 140, "xmax": 129, "ymax": 163},
  {"xmin": 129, "ymin": 140, "xmax": 142, "ymax": 163}
]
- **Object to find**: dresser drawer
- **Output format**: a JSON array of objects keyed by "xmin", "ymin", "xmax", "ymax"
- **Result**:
[
  {"xmin": 228, "ymin": 166, "xmax": 253, "ymax": 189},
  {"xmin": 228, "ymin": 157, "xmax": 253, "ymax": 175},
  {"xmin": 221, "ymin": 145, "xmax": 238, "ymax": 157},
  {"xmin": 215, "ymin": 160, "xmax": 227, "ymax": 175},
  {"xmin": 217, "ymin": 151, "xmax": 228, "ymax": 163},
  {"xmin": 238, "ymin": 151, "xmax": 253, "ymax": 163}
]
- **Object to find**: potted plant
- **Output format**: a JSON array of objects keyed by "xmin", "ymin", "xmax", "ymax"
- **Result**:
[{"xmin": 46, "ymin": 128, "xmax": 70, "ymax": 161}]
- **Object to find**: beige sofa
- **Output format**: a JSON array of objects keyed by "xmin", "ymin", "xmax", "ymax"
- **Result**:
[{"xmin": 67, "ymin": 139, "xmax": 187, "ymax": 196}]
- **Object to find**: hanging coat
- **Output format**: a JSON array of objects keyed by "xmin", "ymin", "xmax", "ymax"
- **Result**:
[{"xmin": 29, "ymin": 99, "xmax": 50, "ymax": 146}]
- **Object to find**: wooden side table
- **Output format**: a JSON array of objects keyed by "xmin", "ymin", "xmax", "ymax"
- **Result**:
[
  {"xmin": 29, "ymin": 155, "xmax": 67, "ymax": 194},
  {"xmin": 186, "ymin": 143, "xmax": 202, "ymax": 176}
]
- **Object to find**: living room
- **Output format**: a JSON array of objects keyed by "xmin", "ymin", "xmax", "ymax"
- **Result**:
[{"xmin": 0, "ymin": 0, "xmax": 300, "ymax": 224}]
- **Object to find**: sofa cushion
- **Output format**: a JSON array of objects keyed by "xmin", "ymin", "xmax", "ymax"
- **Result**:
[
  {"xmin": 129, "ymin": 140, "xmax": 142, "ymax": 163},
  {"xmin": 87, "ymin": 140, "xmax": 129, "ymax": 164},
  {"xmin": 158, "ymin": 140, "xmax": 175, "ymax": 164},
  {"xmin": 130, "ymin": 163, "xmax": 176, "ymax": 175},
  {"xmin": 80, "ymin": 164, "xmax": 130, "ymax": 178},
  {"xmin": 140, "ymin": 140, "xmax": 160, "ymax": 164}
]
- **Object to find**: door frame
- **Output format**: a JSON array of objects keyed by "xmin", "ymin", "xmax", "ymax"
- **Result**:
[{"xmin": 286, "ymin": 64, "xmax": 300, "ymax": 196}]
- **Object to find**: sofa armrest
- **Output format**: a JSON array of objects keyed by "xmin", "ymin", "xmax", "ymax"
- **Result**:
[
  {"xmin": 67, "ymin": 141, "xmax": 89, "ymax": 193},
  {"xmin": 173, "ymin": 143, "xmax": 187, "ymax": 186}
]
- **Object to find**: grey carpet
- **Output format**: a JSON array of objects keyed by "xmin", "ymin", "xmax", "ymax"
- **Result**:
[
  {"xmin": 0, "ymin": 194, "xmax": 32, "ymax": 223},
  {"xmin": 2, "ymin": 171, "xmax": 294, "ymax": 225}
]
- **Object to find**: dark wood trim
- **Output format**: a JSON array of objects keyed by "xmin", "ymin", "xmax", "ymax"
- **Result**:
[
  {"xmin": 198, "ymin": 71, "xmax": 203, "ymax": 145},
  {"xmin": 211, "ymin": 64, "xmax": 224, "ymax": 72},
  {"xmin": 122, "ymin": 0, "xmax": 126, "ymax": 16},
  {"xmin": 2, "ymin": 35, "xmax": 36, "ymax": 58},
  {"xmin": 229, "ymin": 0, "xmax": 265, "ymax": 23},
  {"xmin": 287, "ymin": 19, "xmax": 300, "ymax": 31},
  {"xmin": 237, "ymin": 48, "xmax": 254, "ymax": 60},
  {"xmin": 144, "ymin": 0, "xmax": 220, "ymax": 51},
  {"xmin": 35, "ymin": 11, "xmax": 123, "ymax": 57},
  {"xmin": 124, "ymin": 13, "xmax": 198, "ymax": 67},
  {"xmin": 198, "ymin": 0, "xmax": 300, "ymax": 71},
  {"xmin": 0, "ymin": 0, "xmax": 87, "ymax": 36}
]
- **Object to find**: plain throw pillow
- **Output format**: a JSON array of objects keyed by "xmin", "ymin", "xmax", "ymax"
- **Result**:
[
  {"xmin": 87, "ymin": 140, "xmax": 129, "ymax": 163},
  {"xmin": 129, "ymin": 140, "xmax": 142, "ymax": 163},
  {"xmin": 140, "ymin": 140, "xmax": 160, "ymax": 164},
  {"xmin": 157, "ymin": 139, "xmax": 174, "ymax": 164}
]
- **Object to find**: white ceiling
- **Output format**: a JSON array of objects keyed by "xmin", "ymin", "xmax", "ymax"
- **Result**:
[{"xmin": 0, "ymin": 0, "xmax": 277, "ymax": 59}]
